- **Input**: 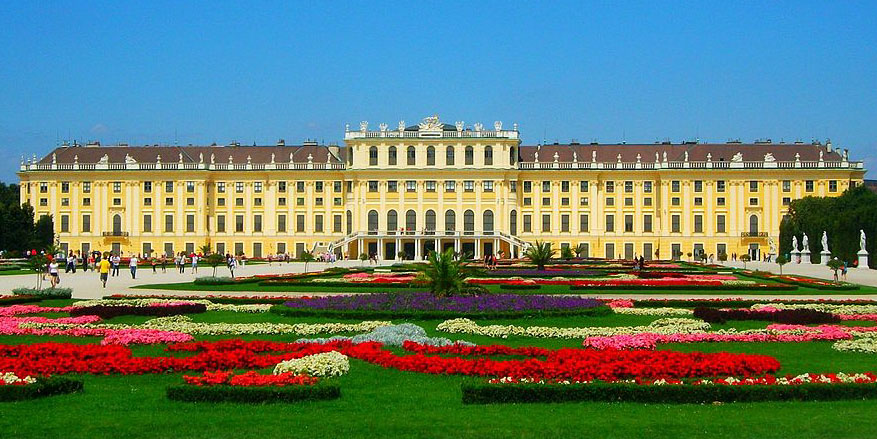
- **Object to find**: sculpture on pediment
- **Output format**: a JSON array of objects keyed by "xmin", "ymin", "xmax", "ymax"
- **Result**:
[
  {"xmin": 861, "ymin": 230, "xmax": 867, "ymax": 253},
  {"xmin": 360, "ymin": 121, "xmax": 368, "ymax": 132},
  {"xmin": 125, "ymin": 154, "xmax": 137, "ymax": 165},
  {"xmin": 802, "ymin": 233, "xmax": 809, "ymax": 252},
  {"xmin": 494, "ymin": 121, "xmax": 502, "ymax": 131},
  {"xmin": 455, "ymin": 121, "xmax": 464, "ymax": 132},
  {"xmin": 98, "ymin": 154, "xmax": 109, "ymax": 165},
  {"xmin": 731, "ymin": 152, "xmax": 743, "ymax": 162},
  {"xmin": 764, "ymin": 152, "xmax": 776, "ymax": 162},
  {"xmin": 821, "ymin": 231, "xmax": 829, "ymax": 253},
  {"xmin": 419, "ymin": 115, "xmax": 443, "ymax": 131}
]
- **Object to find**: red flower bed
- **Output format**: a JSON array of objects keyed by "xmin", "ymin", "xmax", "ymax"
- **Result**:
[
  {"xmin": 0, "ymin": 340, "xmax": 781, "ymax": 382},
  {"xmin": 183, "ymin": 370, "xmax": 319, "ymax": 387}
]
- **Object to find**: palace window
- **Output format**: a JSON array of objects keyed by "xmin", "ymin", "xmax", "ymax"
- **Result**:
[
  {"xmin": 83, "ymin": 182, "xmax": 91, "ymax": 193},
  {"xmin": 694, "ymin": 197, "xmax": 702, "ymax": 206},
  {"xmin": 561, "ymin": 197, "xmax": 569, "ymax": 206},
  {"xmin": 388, "ymin": 181, "xmax": 398, "ymax": 192},
  {"xmin": 643, "ymin": 214, "xmax": 653, "ymax": 233},
  {"xmin": 671, "ymin": 197, "xmax": 680, "ymax": 206},
  {"xmin": 783, "ymin": 197, "xmax": 791, "ymax": 206},
  {"xmin": 523, "ymin": 181, "xmax": 532, "ymax": 193},
  {"xmin": 782, "ymin": 180, "xmax": 790, "ymax": 192},
  {"xmin": 368, "ymin": 181, "xmax": 378, "ymax": 192},
  {"xmin": 217, "ymin": 198, "xmax": 225, "ymax": 206},
  {"xmin": 278, "ymin": 197, "xmax": 286, "ymax": 206},
  {"xmin": 315, "ymin": 215, "xmax": 323, "ymax": 233},
  {"xmin": 407, "ymin": 146, "xmax": 416, "ymax": 165},
  {"xmin": 580, "ymin": 181, "xmax": 589, "ymax": 192},
  {"xmin": 426, "ymin": 146, "xmax": 435, "ymax": 166},
  {"xmin": 624, "ymin": 197, "xmax": 633, "ymax": 207},
  {"xmin": 165, "ymin": 215, "xmax": 174, "ymax": 233},
  {"xmin": 425, "ymin": 181, "xmax": 436, "ymax": 192},
  {"xmin": 523, "ymin": 197, "xmax": 532, "ymax": 206},
  {"xmin": 694, "ymin": 181, "xmax": 703, "ymax": 193},
  {"xmin": 235, "ymin": 198, "xmax": 244, "ymax": 207},
  {"xmin": 217, "ymin": 182, "xmax": 225, "ymax": 193},
  {"xmin": 253, "ymin": 182, "xmax": 262, "ymax": 193},
  {"xmin": 334, "ymin": 197, "xmax": 342, "ymax": 206},
  {"xmin": 579, "ymin": 214, "xmax": 589, "ymax": 232},
  {"xmin": 143, "ymin": 215, "xmax": 152, "ymax": 233},
  {"xmin": 334, "ymin": 181, "xmax": 342, "ymax": 192},
  {"xmin": 483, "ymin": 181, "xmax": 493, "ymax": 192},
  {"xmin": 296, "ymin": 181, "xmax": 305, "ymax": 192},
  {"xmin": 829, "ymin": 180, "xmax": 837, "ymax": 192},
  {"xmin": 605, "ymin": 197, "xmax": 614, "ymax": 207},
  {"xmin": 82, "ymin": 214, "xmax": 91, "ymax": 233},
  {"xmin": 542, "ymin": 181, "xmax": 551, "ymax": 192},
  {"xmin": 643, "ymin": 197, "xmax": 652, "ymax": 207},
  {"xmin": 465, "ymin": 146, "xmax": 474, "ymax": 165},
  {"xmin": 38, "ymin": 183, "xmax": 47, "ymax": 194},
  {"xmin": 561, "ymin": 214, "xmax": 570, "ymax": 232},
  {"xmin": 369, "ymin": 146, "xmax": 378, "ymax": 166},
  {"xmin": 749, "ymin": 197, "xmax": 758, "ymax": 206},
  {"xmin": 82, "ymin": 198, "xmax": 90, "ymax": 206},
  {"xmin": 278, "ymin": 181, "xmax": 286, "ymax": 192},
  {"xmin": 484, "ymin": 146, "xmax": 493, "ymax": 165},
  {"xmin": 406, "ymin": 181, "xmax": 417, "ymax": 192},
  {"xmin": 509, "ymin": 181, "xmax": 517, "ymax": 192},
  {"xmin": 187, "ymin": 214, "xmax": 196, "ymax": 233},
  {"xmin": 643, "ymin": 181, "xmax": 652, "ymax": 193},
  {"xmin": 113, "ymin": 198, "xmax": 121, "ymax": 206},
  {"xmin": 580, "ymin": 197, "xmax": 589, "ymax": 206},
  {"xmin": 296, "ymin": 198, "xmax": 304, "ymax": 206},
  {"xmin": 749, "ymin": 181, "xmax": 759, "ymax": 192},
  {"xmin": 605, "ymin": 181, "xmax": 615, "ymax": 193},
  {"xmin": 187, "ymin": 181, "xmax": 196, "ymax": 192},
  {"xmin": 624, "ymin": 215, "xmax": 633, "ymax": 232},
  {"xmin": 296, "ymin": 215, "xmax": 305, "ymax": 232},
  {"xmin": 187, "ymin": 197, "xmax": 196, "ymax": 206},
  {"xmin": 542, "ymin": 214, "xmax": 551, "ymax": 232},
  {"xmin": 235, "ymin": 215, "xmax": 244, "ymax": 233},
  {"xmin": 60, "ymin": 215, "xmax": 69, "ymax": 232},
  {"xmin": 445, "ymin": 181, "xmax": 455, "ymax": 192},
  {"xmin": 333, "ymin": 215, "xmax": 342, "ymax": 233},
  {"xmin": 624, "ymin": 181, "xmax": 633, "ymax": 193},
  {"xmin": 671, "ymin": 181, "xmax": 680, "ymax": 192},
  {"xmin": 717, "ymin": 197, "xmax": 725, "ymax": 206},
  {"xmin": 605, "ymin": 214, "xmax": 615, "ymax": 232},
  {"xmin": 235, "ymin": 182, "xmax": 244, "ymax": 193},
  {"xmin": 806, "ymin": 180, "xmax": 814, "ymax": 192},
  {"xmin": 113, "ymin": 182, "xmax": 121, "ymax": 193},
  {"xmin": 464, "ymin": 181, "xmax": 474, "ymax": 192},
  {"xmin": 165, "ymin": 197, "xmax": 173, "ymax": 206},
  {"xmin": 61, "ymin": 182, "xmax": 70, "ymax": 193},
  {"xmin": 561, "ymin": 181, "xmax": 570, "ymax": 192},
  {"xmin": 217, "ymin": 215, "xmax": 226, "ymax": 233},
  {"xmin": 542, "ymin": 197, "xmax": 550, "ymax": 206},
  {"xmin": 445, "ymin": 146, "xmax": 454, "ymax": 165},
  {"xmin": 144, "ymin": 197, "xmax": 151, "ymax": 206},
  {"xmin": 315, "ymin": 197, "xmax": 323, "ymax": 206},
  {"xmin": 716, "ymin": 215, "xmax": 726, "ymax": 233},
  {"xmin": 694, "ymin": 215, "xmax": 703, "ymax": 233},
  {"xmin": 717, "ymin": 180, "xmax": 725, "ymax": 192},
  {"xmin": 523, "ymin": 214, "xmax": 532, "ymax": 233},
  {"xmin": 166, "ymin": 181, "xmax": 174, "ymax": 192},
  {"xmin": 671, "ymin": 215, "xmax": 680, "ymax": 233},
  {"xmin": 61, "ymin": 198, "xmax": 69, "ymax": 206},
  {"xmin": 388, "ymin": 146, "xmax": 397, "ymax": 166}
]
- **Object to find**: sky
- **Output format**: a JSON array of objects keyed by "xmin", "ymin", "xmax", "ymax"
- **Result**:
[{"xmin": 1, "ymin": 1, "xmax": 875, "ymax": 181}]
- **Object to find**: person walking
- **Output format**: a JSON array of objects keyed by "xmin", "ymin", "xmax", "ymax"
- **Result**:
[
  {"xmin": 178, "ymin": 252, "xmax": 185, "ymax": 274},
  {"xmin": 161, "ymin": 255, "xmax": 167, "ymax": 273},
  {"xmin": 111, "ymin": 254, "xmax": 121, "ymax": 277},
  {"xmin": 842, "ymin": 262, "xmax": 848, "ymax": 281},
  {"xmin": 48, "ymin": 260, "xmax": 60, "ymax": 288},
  {"xmin": 227, "ymin": 253, "xmax": 236, "ymax": 278},
  {"xmin": 129, "ymin": 254, "xmax": 139, "ymax": 279},
  {"xmin": 99, "ymin": 255, "xmax": 111, "ymax": 288},
  {"xmin": 191, "ymin": 253, "xmax": 199, "ymax": 273}
]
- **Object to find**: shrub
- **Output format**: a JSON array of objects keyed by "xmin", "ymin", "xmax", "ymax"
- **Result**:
[
  {"xmin": 69, "ymin": 303, "xmax": 208, "ymax": 319},
  {"xmin": 461, "ymin": 381, "xmax": 877, "ymax": 404},
  {"xmin": 0, "ymin": 295, "xmax": 44, "ymax": 305},
  {"xmin": 693, "ymin": 307, "xmax": 840, "ymax": 325},
  {"xmin": 0, "ymin": 377, "xmax": 84, "ymax": 402},
  {"xmin": 166, "ymin": 382, "xmax": 340, "ymax": 403},
  {"xmin": 499, "ymin": 284, "xmax": 541, "ymax": 290},
  {"xmin": 11, "ymin": 287, "xmax": 72, "ymax": 299},
  {"xmin": 193, "ymin": 276, "xmax": 238, "ymax": 285}
]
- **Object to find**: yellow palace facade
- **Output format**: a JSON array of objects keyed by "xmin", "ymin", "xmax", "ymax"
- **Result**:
[{"xmin": 18, "ymin": 115, "xmax": 866, "ymax": 261}]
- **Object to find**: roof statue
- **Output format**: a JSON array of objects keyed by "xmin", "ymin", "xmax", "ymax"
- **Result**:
[
  {"xmin": 156, "ymin": 154, "xmax": 162, "ymax": 164},
  {"xmin": 764, "ymin": 152, "xmax": 776, "ymax": 162},
  {"xmin": 795, "ymin": 152, "xmax": 801, "ymax": 161},
  {"xmin": 73, "ymin": 155, "xmax": 78, "ymax": 164},
  {"xmin": 379, "ymin": 123, "xmax": 388, "ymax": 132},
  {"xmin": 494, "ymin": 121, "xmax": 502, "ymax": 131},
  {"xmin": 228, "ymin": 154, "xmax": 233, "ymax": 164},
  {"xmin": 246, "ymin": 155, "xmax": 252, "ymax": 164},
  {"xmin": 455, "ymin": 121, "xmax": 464, "ymax": 132},
  {"xmin": 98, "ymin": 154, "xmax": 109, "ymax": 165},
  {"xmin": 592, "ymin": 150, "xmax": 597, "ymax": 162},
  {"xmin": 732, "ymin": 152, "xmax": 743, "ymax": 162},
  {"xmin": 289, "ymin": 152, "xmax": 294, "ymax": 163},
  {"xmin": 360, "ymin": 121, "xmax": 368, "ymax": 132},
  {"xmin": 572, "ymin": 151, "xmax": 578, "ymax": 162},
  {"xmin": 125, "ymin": 154, "xmax": 137, "ymax": 165},
  {"xmin": 419, "ymin": 115, "xmax": 443, "ymax": 131},
  {"xmin": 617, "ymin": 153, "xmax": 622, "ymax": 163},
  {"xmin": 473, "ymin": 122, "xmax": 483, "ymax": 131},
  {"xmin": 662, "ymin": 151, "xmax": 668, "ymax": 162},
  {"xmin": 270, "ymin": 153, "xmax": 275, "ymax": 164},
  {"xmin": 398, "ymin": 120, "xmax": 405, "ymax": 131},
  {"xmin": 307, "ymin": 153, "xmax": 313, "ymax": 164},
  {"xmin": 553, "ymin": 151, "xmax": 559, "ymax": 162},
  {"xmin": 345, "ymin": 123, "xmax": 349, "ymax": 132},
  {"xmin": 819, "ymin": 150, "xmax": 824, "ymax": 161},
  {"xmin": 636, "ymin": 153, "xmax": 641, "ymax": 163},
  {"xmin": 684, "ymin": 151, "xmax": 689, "ymax": 162},
  {"xmin": 199, "ymin": 153, "xmax": 204, "ymax": 164},
  {"xmin": 534, "ymin": 150, "xmax": 539, "ymax": 163},
  {"xmin": 706, "ymin": 152, "xmax": 712, "ymax": 162},
  {"xmin": 52, "ymin": 153, "xmax": 57, "ymax": 164},
  {"xmin": 210, "ymin": 153, "xmax": 215, "ymax": 164},
  {"xmin": 655, "ymin": 152, "xmax": 660, "ymax": 163}
]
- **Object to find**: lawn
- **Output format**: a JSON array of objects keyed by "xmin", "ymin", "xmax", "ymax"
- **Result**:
[{"xmin": 2, "ymin": 299, "xmax": 877, "ymax": 438}]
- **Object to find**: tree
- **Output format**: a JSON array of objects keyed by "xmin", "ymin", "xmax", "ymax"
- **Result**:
[
  {"xmin": 359, "ymin": 252, "xmax": 369, "ymax": 265},
  {"xmin": 299, "ymin": 251, "xmax": 315, "ymax": 273},
  {"xmin": 717, "ymin": 252, "xmax": 728, "ymax": 264},
  {"xmin": 27, "ymin": 253, "xmax": 48, "ymax": 290},
  {"xmin": 524, "ymin": 241, "xmax": 555, "ymax": 271},
  {"xmin": 418, "ymin": 248, "xmax": 473, "ymax": 298},
  {"xmin": 827, "ymin": 258, "xmax": 843, "ymax": 283},
  {"xmin": 739, "ymin": 253, "xmax": 751, "ymax": 270},
  {"xmin": 31, "ymin": 214, "xmax": 55, "ymax": 250},
  {"xmin": 205, "ymin": 253, "xmax": 225, "ymax": 277},
  {"xmin": 560, "ymin": 246, "xmax": 574, "ymax": 261},
  {"xmin": 199, "ymin": 243, "xmax": 212, "ymax": 256},
  {"xmin": 397, "ymin": 250, "xmax": 408, "ymax": 260},
  {"xmin": 775, "ymin": 255, "xmax": 788, "ymax": 275},
  {"xmin": 574, "ymin": 243, "xmax": 588, "ymax": 258}
]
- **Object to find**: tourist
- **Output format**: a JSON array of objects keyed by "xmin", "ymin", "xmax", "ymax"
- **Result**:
[
  {"xmin": 98, "ymin": 255, "xmax": 111, "ymax": 288},
  {"xmin": 178, "ymin": 252, "xmax": 186, "ymax": 274},
  {"xmin": 151, "ymin": 256, "xmax": 157, "ymax": 273},
  {"xmin": 161, "ymin": 255, "xmax": 167, "ymax": 272},
  {"xmin": 227, "ymin": 253, "xmax": 237, "ymax": 277},
  {"xmin": 191, "ymin": 253, "xmax": 199, "ymax": 273},
  {"xmin": 65, "ymin": 251, "xmax": 75, "ymax": 273},
  {"xmin": 48, "ymin": 259, "xmax": 60, "ymax": 287},
  {"xmin": 111, "ymin": 253, "xmax": 121, "ymax": 277},
  {"xmin": 841, "ymin": 262, "xmax": 848, "ymax": 281},
  {"xmin": 129, "ymin": 254, "xmax": 139, "ymax": 279}
]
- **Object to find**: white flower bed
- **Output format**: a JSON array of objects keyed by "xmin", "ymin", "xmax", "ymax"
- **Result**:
[
  {"xmin": 611, "ymin": 307, "xmax": 693, "ymax": 316},
  {"xmin": 1, "ymin": 372, "xmax": 37, "ymax": 385},
  {"xmin": 132, "ymin": 315, "xmax": 391, "ymax": 336},
  {"xmin": 71, "ymin": 298, "xmax": 271, "ymax": 313},
  {"xmin": 273, "ymin": 351, "xmax": 350, "ymax": 377},
  {"xmin": 752, "ymin": 303, "xmax": 877, "ymax": 315},
  {"xmin": 833, "ymin": 334, "xmax": 877, "ymax": 354},
  {"xmin": 436, "ymin": 318, "xmax": 711, "ymax": 339}
]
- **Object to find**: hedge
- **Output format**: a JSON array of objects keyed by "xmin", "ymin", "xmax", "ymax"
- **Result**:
[
  {"xmin": 0, "ymin": 377, "xmax": 84, "ymax": 402},
  {"xmin": 11, "ymin": 287, "xmax": 73, "ymax": 299},
  {"xmin": 70, "ymin": 303, "xmax": 208, "ymax": 319},
  {"xmin": 568, "ymin": 284, "xmax": 797, "ymax": 291},
  {"xmin": 193, "ymin": 276, "xmax": 238, "ymax": 285},
  {"xmin": 693, "ymin": 307, "xmax": 840, "ymax": 325},
  {"xmin": 0, "ymin": 295, "xmax": 44, "ymax": 305},
  {"xmin": 166, "ymin": 382, "xmax": 340, "ymax": 403},
  {"xmin": 270, "ymin": 304, "xmax": 613, "ymax": 320},
  {"xmin": 102, "ymin": 295, "xmax": 292, "ymax": 305},
  {"xmin": 498, "ymin": 284, "xmax": 541, "ymax": 290},
  {"xmin": 461, "ymin": 381, "xmax": 877, "ymax": 404}
]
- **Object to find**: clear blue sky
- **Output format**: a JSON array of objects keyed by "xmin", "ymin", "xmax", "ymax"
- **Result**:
[{"xmin": 1, "ymin": 1, "xmax": 875, "ymax": 181}]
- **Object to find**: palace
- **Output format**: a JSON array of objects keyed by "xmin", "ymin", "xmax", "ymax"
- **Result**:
[{"xmin": 18, "ymin": 115, "xmax": 866, "ymax": 261}]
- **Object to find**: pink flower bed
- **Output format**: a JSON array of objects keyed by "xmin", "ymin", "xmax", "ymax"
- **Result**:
[
  {"xmin": 0, "ymin": 305, "xmax": 74, "ymax": 317},
  {"xmin": 340, "ymin": 272, "xmax": 416, "ymax": 284},
  {"xmin": 582, "ymin": 325, "xmax": 861, "ymax": 350},
  {"xmin": 837, "ymin": 314, "xmax": 877, "ymax": 322},
  {"xmin": 0, "ymin": 316, "xmax": 193, "ymax": 346}
]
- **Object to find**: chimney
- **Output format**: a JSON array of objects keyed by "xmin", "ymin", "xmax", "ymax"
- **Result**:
[{"xmin": 277, "ymin": 139, "xmax": 285, "ymax": 147}]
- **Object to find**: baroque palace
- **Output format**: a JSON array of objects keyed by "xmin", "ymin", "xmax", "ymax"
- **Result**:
[{"xmin": 18, "ymin": 115, "xmax": 866, "ymax": 261}]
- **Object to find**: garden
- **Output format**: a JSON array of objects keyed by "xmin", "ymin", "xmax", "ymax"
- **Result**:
[{"xmin": 2, "ymin": 250, "xmax": 877, "ymax": 438}]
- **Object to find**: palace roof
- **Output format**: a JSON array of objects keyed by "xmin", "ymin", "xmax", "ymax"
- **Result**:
[{"xmin": 518, "ymin": 143, "xmax": 843, "ymax": 163}]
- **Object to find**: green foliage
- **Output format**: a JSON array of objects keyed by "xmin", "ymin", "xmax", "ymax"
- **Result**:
[
  {"xmin": 193, "ymin": 276, "xmax": 237, "ymax": 285},
  {"xmin": 560, "ymin": 246, "xmax": 574, "ymax": 261},
  {"xmin": 775, "ymin": 255, "xmax": 788, "ymax": 274},
  {"xmin": 397, "ymin": 250, "xmax": 408, "ymax": 260},
  {"xmin": 718, "ymin": 252, "xmax": 728, "ymax": 262},
  {"xmin": 780, "ymin": 186, "xmax": 877, "ymax": 268},
  {"xmin": 26, "ymin": 253, "xmax": 48, "ymax": 290},
  {"xmin": 461, "ymin": 381, "xmax": 877, "ymax": 405},
  {"xmin": 358, "ymin": 252, "xmax": 369, "ymax": 262},
  {"xmin": 0, "ymin": 377, "xmax": 84, "ymax": 402},
  {"xmin": 205, "ymin": 253, "xmax": 226, "ymax": 277},
  {"xmin": 166, "ymin": 382, "xmax": 341, "ymax": 403},
  {"xmin": 299, "ymin": 251, "xmax": 316, "ymax": 272},
  {"xmin": 12, "ymin": 287, "xmax": 73, "ymax": 298},
  {"xmin": 524, "ymin": 241, "xmax": 555, "ymax": 270},
  {"xmin": 32, "ymin": 214, "xmax": 55, "ymax": 250},
  {"xmin": 827, "ymin": 258, "xmax": 844, "ymax": 280},
  {"xmin": 574, "ymin": 243, "xmax": 588, "ymax": 258},
  {"xmin": 269, "ymin": 303, "xmax": 612, "ymax": 320},
  {"xmin": 498, "ymin": 284, "xmax": 542, "ymax": 290},
  {"xmin": 418, "ymin": 248, "xmax": 474, "ymax": 298}
]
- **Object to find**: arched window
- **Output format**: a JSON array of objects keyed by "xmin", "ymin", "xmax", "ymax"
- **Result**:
[
  {"xmin": 464, "ymin": 209, "xmax": 474, "ymax": 235},
  {"xmin": 387, "ymin": 210, "xmax": 398, "ymax": 233},
  {"xmin": 484, "ymin": 146, "xmax": 493, "ymax": 165},
  {"xmin": 368, "ymin": 210, "xmax": 379, "ymax": 235},
  {"xmin": 346, "ymin": 210, "xmax": 352, "ymax": 235},
  {"xmin": 406, "ymin": 209, "xmax": 417, "ymax": 232},
  {"xmin": 509, "ymin": 146, "xmax": 516, "ymax": 165},
  {"xmin": 426, "ymin": 146, "xmax": 435, "ymax": 166},
  {"xmin": 446, "ymin": 146, "xmax": 455, "ymax": 165},
  {"xmin": 749, "ymin": 215, "xmax": 759, "ymax": 235},
  {"xmin": 509, "ymin": 210, "xmax": 517, "ymax": 236},
  {"xmin": 388, "ymin": 146, "xmax": 397, "ymax": 166},
  {"xmin": 465, "ymin": 146, "xmax": 474, "ymax": 165},
  {"xmin": 445, "ymin": 210, "xmax": 456, "ymax": 233},
  {"xmin": 407, "ymin": 146, "xmax": 416, "ymax": 166},
  {"xmin": 112, "ymin": 214, "xmax": 122, "ymax": 234},
  {"xmin": 368, "ymin": 146, "xmax": 378, "ymax": 166},
  {"xmin": 483, "ymin": 210, "xmax": 494, "ymax": 234},
  {"xmin": 425, "ymin": 210, "xmax": 436, "ymax": 234}
]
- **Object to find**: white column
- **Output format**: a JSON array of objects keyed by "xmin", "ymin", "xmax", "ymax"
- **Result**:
[
  {"xmin": 414, "ymin": 237, "xmax": 422, "ymax": 260},
  {"xmin": 474, "ymin": 238, "xmax": 481, "ymax": 259},
  {"xmin": 395, "ymin": 238, "xmax": 401, "ymax": 260},
  {"xmin": 378, "ymin": 238, "xmax": 384, "ymax": 260}
]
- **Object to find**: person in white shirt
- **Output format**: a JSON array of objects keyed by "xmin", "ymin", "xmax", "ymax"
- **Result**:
[
  {"xmin": 48, "ymin": 261, "xmax": 60, "ymax": 287},
  {"xmin": 129, "ymin": 255, "xmax": 139, "ymax": 279},
  {"xmin": 191, "ymin": 254, "xmax": 199, "ymax": 273},
  {"xmin": 111, "ymin": 254, "xmax": 121, "ymax": 276}
]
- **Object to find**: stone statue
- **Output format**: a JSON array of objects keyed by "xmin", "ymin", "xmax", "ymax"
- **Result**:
[
  {"xmin": 655, "ymin": 152, "xmax": 660, "ymax": 162},
  {"xmin": 210, "ymin": 153, "xmax": 215, "ymax": 164},
  {"xmin": 398, "ymin": 120, "xmax": 405, "ymax": 131},
  {"xmin": 684, "ymin": 151, "xmax": 689, "ymax": 162},
  {"xmin": 553, "ymin": 151, "xmax": 559, "ymax": 162},
  {"xmin": 178, "ymin": 153, "xmax": 183, "ymax": 163},
  {"xmin": 494, "ymin": 121, "xmax": 502, "ymax": 131},
  {"xmin": 270, "ymin": 153, "xmax": 275, "ymax": 164},
  {"xmin": 379, "ymin": 123, "xmax": 388, "ymax": 132},
  {"xmin": 764, "ymin": 152, "xmax": 775, "ymax": 162},
  {"xmin": 592, "ymin": 150, "xmax": 597, "ymax": 162},
  {"xmin": 732, "ymin": 152, "xmax": 743, "ymax": 162},
  {"xmin": 821, "ymin": 231, "xmax": 829, "ymax": 253},
  {"xmin": 360, "ymin": 121, "xmax": 368, "ymax": 132},
  {"xmin": 616, "ymin": 153, "xmax": 622, "ymax": 163},
  {"xmin": 125, "ymin": 154, "xmax": 137, "ymax": 165},
  {"xmin": 802, "ymin": 233, "xmax": 809, "ymax": 252},
  {"xmin": 662, "ymin": 151, "xmax": 668, "ymax": 162},
  {"xmin": 861, "ymin": 230, "xmax": 867, "ymax": 253},
  {"xmin": 199, "ymin": 153, "xmax": 204, "ymax": 164},
  {"xmin": 819, "ymin": 150, "xmax": 824, "ymax": 161},
  {"xmin": 572, "ymin": 151, "xmax": 578, "ymax": 162},
  {"xmin": 706, "ymin": 152, "xmax": 712, "ymax": 162},
  {"xmin": 98, "ymin": 154, "xmax": 109, "ymax": 165},
  {"xmin": 419, "ymin": 115, "xmax": 442, "ymax": 131},
  {"xmin": 455, "ymin": 121, "xmax": 464, "ymax": 131},
  {"xmin": 792, "ymin": 236, "xmax": 799, "ymax": 252},
  {"xmin": 474, "ymin": 122, "xmax": 483, "ymax": 131},
  {"xmin": 769, "ymin": 237, "xmax": 776, "ymax": 254}
]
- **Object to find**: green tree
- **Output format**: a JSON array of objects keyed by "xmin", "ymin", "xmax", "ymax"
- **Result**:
[
  {"xmin": 205, "ymin": 253, "xmax": 225, "ymax": 277},
  {"xmin": 31, "ymin": 214, "xmax": 55, "ymax": 250},
  {"xmin": 524, "ymin": 241, "xmax": 555, "ymax": 271},
  {"xmin": 717, "ymin": 252, "xmax": 728, "ymax": 263},
  {"xmin": 299, "ymin": 251, "xmax": 316, "ymax": 272},
  {"xmin": 827, "ymin": 258, "xmax": 843, "ymax": 283},
  {"xmin": 560, "ymin": 246, "xmax": 574, "ymax": 261},
  {"xmin": 418, "ymin": 248, "xmax": 473, "ymax": 298},
  {"xmin": 574, "ymin": 243, "xmax": 588, "ymax": 258},
  {"xmin": 359, "ymin": 252, "xmax": 369, "ymax": 265},
  {"xmin": 27, "ymin": 253, "xmax": 48, "ymax": 290},
  {"xmin": 775, "ymin": 254, "xmax": 788, "ymax": 275},
  {"xmin": 739, "ymin": 253, "xmax": 751, "ymax": 270},
  {"xmin": 199, "ymin": 243, "xmax": 212, "ymax": 256},
  {"xmin": 397, "ymin": 250, "xmax": 408, "ymax": 260}
]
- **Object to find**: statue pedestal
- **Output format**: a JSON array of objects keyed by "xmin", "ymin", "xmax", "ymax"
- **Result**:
[
  {"xmin": 792, "ymin": 250, "xmax": 801, "ymax": 264},
  {"xmin": 820, "ymin": 251, "xmax": 831, "ymax": 265},
  {"xmin": 858, "ymin": 251, "xmax": 870, "ymax": 270},
  {"xmin": 802, "ymin": 250, "xmax": 811, "ymax": 264}
]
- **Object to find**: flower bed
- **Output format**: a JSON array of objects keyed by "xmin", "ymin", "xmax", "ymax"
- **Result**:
[
  {"xmin": 1, "ymin": 316, "xmax": 194, "ymax": 346},
  {"xmin": 74, "ymin": 299, "xmax": 272, "ymax": 313},
  {"xmin": 105, "ymin": 294, "xmax": 297, "ymax": 305},
  {"xmin": 0, "ymin": 295, "xmax": 43, "ymax": 305},
  {"xmin": 273, "ymin": 351, "xmax": 349, "ymax": 377},
  {"xmin": 632, "ymin": 298, "xmax": 877, "ymax": 309},
  {"xmin": 167, "ymin": 371, "xmax": 339, "ymax": 403},
  {"xmin": 462, "ymin": 373, "xmax": 877, "ymax": 404},
  {"xmin": 69, "ymin": 303, "xmax": 208, "ymax": 319},
  {"xmin": 693, "ymin": 307, "xmax": 840, "ymax": 325},
  {"xmin": 741, "ymin": 271, "xmax": 859, "ymax": 290},
  {"xmin": 0, "ymin": 375, "xmax": 84, "ymax": 402},
  {"xmin": 273, "ymin": 293, "xmax": 610, "ymax": 319},
  {"xmin": 437, "ymin": 317, "xmax": 710, "ymax": 340},
  {"xmin": 183, "ymin": 370, "xmax": 320, "ymax": 386}
]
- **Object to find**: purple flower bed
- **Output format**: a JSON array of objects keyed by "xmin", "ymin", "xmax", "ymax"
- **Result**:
[{"xmin": 273, "ymin": 293, "xmax": 609, "ymax": 319}]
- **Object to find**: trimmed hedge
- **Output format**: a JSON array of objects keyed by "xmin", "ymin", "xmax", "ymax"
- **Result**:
[
  {"xmin": 193, "ymin": 276, "xmax": 238, "ymax": 285},
  {"xmin": 569, "ymin": 284, "xmax": 797, "ymax": 291},
  {"xmin": 498, "ymin": 284, "xmax": 541, "ymax": 290},
  {"xmin": 0, "ymin": 295, "xmax": 44, "ymax": 305},
  {"xmin": 269, "ymin": 304, "xmax": 613, "ymax": 320},
  {"xmin": 11, "ymin": 287, "xmax": 73, "ymax": 299},
  {"xmin": 693, "ymin": 307, "xmax": 840, "ymax": 325},
  {"xmin": 69, "ymin": 303, "xmax": 208, "ymax": 319},
  {"xmin": 103, "ymin": 295, "xmax": 294, "ymax": 305},
  {"xmin": 0, "ymin": 377, "xmax": 84, "ymax": 402},
  {"xmin": 166, "ymin": 382, "xmax": 340, "ymax": 403},
  {"xmin": 461, "ymin": 381, "xmax": 877, "ymax": 404}
]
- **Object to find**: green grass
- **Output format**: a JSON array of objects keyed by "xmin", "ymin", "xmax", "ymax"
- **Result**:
[{"xmin": 3, "ymin": 300, "xmax": 877, "ymax": 438}]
